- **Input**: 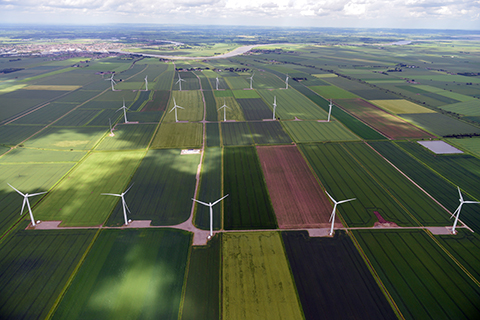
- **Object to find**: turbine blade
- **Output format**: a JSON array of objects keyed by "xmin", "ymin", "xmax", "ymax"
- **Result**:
[
  {"xmin": 324, "ymin": 190, "xmax": 335, "ymax": 203},
  {"xmin": 124, "ymin": 199, "xmax": 131, "ymax": 214},
  {"xmin": 20, "ymin": 197, "xmax": 27, "ymax": 215},
  {"xmin": 458, "ymin": 186, "xmax": 464, "ymax": 202},
  {"xmin": 177, "ymin": 106, "xmax": 184, "ymax": 109},
  {"xmin": 28, "ymin": 191, "xmax": 48, "ymax": 197},
  {"xmin": 124, "ymin": 183, "xmax": 134, "ymax": 194},
  {"xmin": 451, "ymin": 204, "xmax": 462, "ymax": 219},
  {"xmin": 101, "ymin": 193, "xmax": 122, "ymax": 197},
  {"xmin": 8, "ymin": 183, "xmax": 25, "ymax": 196},
  {"xmin": 338, "ymin": 198, "xmax": 356, "ymax": 204},
  {"xmin": 212, "ymin": 194, "xmax": 229, "ymax": 206},
  {"xmin": 464, "ymin": 201, "xmax": 480, "ymax": 204},
  {"xmin": 192, "ymin": 198, "xmax": 210, "ymax": 207}
]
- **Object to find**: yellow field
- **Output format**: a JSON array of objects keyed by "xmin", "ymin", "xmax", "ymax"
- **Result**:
[
  {"xmin": 215, "ymin": 96, "xmax": 245, "ymax": 121},
  {"xmin": 163, "ymin": 90, "xmax": 204, "ymax": 122},
  {"xmin": 23, "ymin": 85, "xmax": 81, "ymax": 91},
  {"xmin": 312, "ymin": 73, "xmax": 337, "ymax": 78},
  {"xmin": 222, "ymin": 232, "xmax": 303, "ymax": 320},
  {"xmin": 371, "ymin": 99, "xmax": 436, "ymax": 114},
  {"xmin": 0, "ymin": 83, "xmax": 27, "ymax": 93}
]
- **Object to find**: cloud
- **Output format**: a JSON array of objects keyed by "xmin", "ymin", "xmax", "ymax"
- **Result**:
[{"xmin": 343, "ymin": 2, "xmax": 366, "ymax": 15}]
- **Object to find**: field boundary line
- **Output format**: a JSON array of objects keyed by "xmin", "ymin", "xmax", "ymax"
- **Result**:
[
  {"xmin": 347, "ymin": 231, "xmax": 405, "ymax": 320},
  {"xmin": 45, "ymin": 228, "xmax": 102, "ymax": 320},
  {"xmin": 177, "ymin": 236, "xmax": 194, "ymax": 320}
]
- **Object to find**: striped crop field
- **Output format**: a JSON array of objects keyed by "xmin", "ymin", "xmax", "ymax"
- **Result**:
[
  {"xmin": 53, "ymin": 109, "xmax": 101, "ymax": 127},
  {"xmin": 0, "ymin": 148, "xmax": 86, "ymax": 163},
  {"xmin": 206, "ymin": 122, "xmax": 220, "ymax": 147},
  {"xmin": 128, "ymin": 91, "xmax": 151, "ymax": 111},
  {"xmin": 222, "ymin": 232, "xmax": 303, "ymax": 320},
  {"xmin": 237, "ymin": 98, "xmax": 272, "ymax": 120},
  {"xmin": 172, "ymin": 71, "xmax": 201, "ymax": 91},
  {"xmin": 257, "ymin": 89, "xmax": 328, "ymax": 120},
  {"xmin": 250, "ymin": 71, "xmax": 286, "ymax": 89},
  {"xmin": 11, "ymin": 102, "xmax": 77, "ymax": 126},
  {"xmin": 283, "ymin": 121, "xmax": 359, "ymax": 143},
  {"xmin": 215, "ymin": 96, "xmax": 245, "ymax": 121},
  {"xmin": 309, "ymin": 85, "xmax": 359, "ymax": 99},
  {"xmin": 447, "ymin": 138, "xmax": 480, "ymax": 158},
  {"xmin": 52, "ymin": 229, "xmax": 191, "ymax": 320},
  {"xmin": 106, "ymin": 149, "xmax": 200, "ymax": 226},
  {"xmin": 330, "ymin": 106, "xmax": 387, "ymax": 140},
  {"xmin": 223, "ymin": 147, "xmax": 277, "ymax": 229},
  {"xmin": 213, "ymin": 89, "xmax": 234, "ymax": 98},
  {"xmin": 150, "ymin": 122, "xmax": 202, "ymax": 149},
  {"xmin": 23, "ymin": 127, "xmax": 107, "ymax": 150},
  {"xmin": 221, "ymin": 122, "xmax": 254, "ymax": 146},
  {"xmin": 354, "ymin": 229, "xmax": 480, "ymax": 320},
  {"xmin": 439, "ymin": 100, "xmax": 480, "ymax": 116},
  {"xmin": 335, "ymin": 98, "xmax": 436, "ymax": 139},
  {"xmin": 399, "ymin": 113, "xmax": 480, "ymax": 136},
  {"xmin": 0, "ymin": 229, "xmax": 96, "ymax": 320},
  {"xmin": 153, "ymin": 64, "xmax": 174, "ymax": 91},
  {"xmin": 142, "ymin": 90, "xmax": 170, "ymax": 112},
  {"xmin": 231, "ymin": 89, "xmax": 261, "ymax": 99},
  {"xmin": 34, "ymin": 151, "xmax": 145, "ymax": 226},
  {"xmin": 0, "ymin": 125, "xmax": 45, "ymax": 146},
  {"xmin": 224, "ymin": 76, "xmax": 250, "ymax": 90},
  {"xmin": 257, "ymin": 145, "xmax": 333, "ymax": 228},
  {"xmin": 163, "ymin": 90, "xmax": 204, "ymax": 122},
  {"xmin": 249, "ymin": 121, "xmax": 292, "ymax": 145},
  {"xmin": 371, "ymin": 99, "xmax": 436, "ymax": 114},
  {"xmin": 95, "ymin": 124, "xmax": 157, "ymax": 150},
  {"xmin": 203, "ymin": 90, "xmax": 217, "ymax": 121}
]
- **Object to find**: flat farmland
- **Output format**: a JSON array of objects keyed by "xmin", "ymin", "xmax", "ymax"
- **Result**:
[
  {"xmin": 399, "ymin": 113, "xmax": 480, "ymax": 136},
  {"xmin": 257, "ymin": 145, "xmax": 333, "ymax": 228},
  {"xmin": 249, "ymin": 121, "xmax": 292, "ymax": 145},
  {"xmin": 282, "ymin": 231, "xmax": 398, "ymax": 320},
  {"xmin": 215, "ymin": 96, "xmax": 245, "ymax": 121},
  {"xmin": 330, "ymin": 106, "xmax": 387, "ymax": 140},
  {"xmin": 142, "ymin": 90, "xmax": 170, "ymax": 112},
  {"xmin": 354, "ymin": 229, "xmax": 480, "ymax": 320},
  {"xmin": 237, "ymin": 98, "xmax": 272, "ymax": 120},
  {"xmin": 204, "ymin": 90, "xmax": 217, "ymax": 121},
  {"xmin": 447, "ymin": 138, "xmax": 480, "ymax": 157},
  {"xmin": 213, "ymin": 89, "xmax": 233, "ymax": 98},
  {"xmin": 0, "ymin": 229, "xmax": 96, "ymax": 320},
  {"xmin": 224, "ymin": 76, "xmax": 250, "ymax": 90},
  {"xmin": 150, "ymin": 122, "xmax": 202, "ymax": 149},
  {"xmin": 95, "ymin": 124, "xmax": 156, "ymax": 150},
  {"xmin": 232, "ymin": 89, "xmax": 261, "ymax": 99},
  {"xmin": 24, "ymin": 127, "xmax": 106, "ymax": 150},
  {"xmin": 173, "ymin": 72, "xmax": 201, "ymax": 91},
  {"xmin": 52, "ymin": 229, "xmax": 191, "ymax": 320},
  {"xmin": 194, "ymin": 148, "xmax": 223, "ymax": 230},
  {"xmin": 336, "ymin": 98, "xmax": 436, "ymax": 139},
  {"xmin": 128, "ymin": 91, "xmax": 151, "ymax": 111},
  {"xmin": 106, "ymin": 149, "xmax": 200, "ymax": 226},
  {"xmin": 153, "ymin": 66, "xmax": 174, "ymax": 91},
  {"xmin": 309, "ymin": 85, "xmax": 359, "ymax": 99},
  {"xmin": 91, "ymin": 89, "xmax": 137, "ymax": 103},
  {"xmin": 85, "ymin": 109, "xmax": 120, "ymax": 126},
  {"xmin": 0, "ymin": 125, "xmax": 44, "ymax": 146},
  {"xmin": 440, "ymin": 100, "xmax": 480, "ymax": 116},
  {"xmin": 221, "ymin": 122, "xmax": 254, "ymax": 146},
  {"xmin": 34, "ymin": 151, "xmax": 144, "ymax": 226},
  {"xmin": 0, "ymin": 148, "xmax": 85, "ymax": 163},
  {"xmin": 250, "ymin": 71, "xmax": 286, "ymax": 89},
  {"xmin": 283, "ymin": 121, "xmax": 359, "ymax": 143},
  {"xmin": 223, "ymin": 147, "xmax": 277, "ymax": 229},
  {"xmin": 371, "ymin": 99, "xmax": 435, "ymax": 114},
  {"xmin": 299, "ymin": 143, "xmax": 418, "ymax": 227},
  {"xmin": 125, "ymin": 111, "xmax": 162, "ymax": 123},
  {"xmin": 206, "ymin": 122, "xmax": 220, "ymax": 147},
  {"xmin": 222, "ymin": 232, "xmax": 303, "ymax": 320},
  {"xmin": 209, "ymin": 77, "xmax": 228, "ymax": 90},
  {"xmin": 53, "ymin": 109, "xmax": 101, "ymax": 126},
  {"xmin": 163, "ymin": 90, "xmax": 204, "ymax": 122},
  {"xmin": 257, "ymin": 89, "xmax": 328, "ymax": 120},
  {"xmin": 11, "ymin": 103, "xmax": 77, "ymax": 125}
]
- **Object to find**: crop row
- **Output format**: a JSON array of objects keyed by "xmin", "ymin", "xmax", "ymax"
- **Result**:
[
  {"xmin": 151, "ymin": 122, "xmax": 202, "ymax": 149},
  {"xmin": 283, "ymin": 121, "xmax": 360, "ymax": 143}
]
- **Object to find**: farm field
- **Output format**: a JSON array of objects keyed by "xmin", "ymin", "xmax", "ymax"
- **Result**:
[
  {"xmin": 215, "ymin": 96, "xmax": 245, "ymax": 121},
  {"xmin": 128, "ymin": 91, "xmax": 151, "ymax": 111},
  {"xmin": 106, "ymin": 149, "xmax": 200, "ymax": 226},
  {"xmin": 142, "ymin": 90, "xmax": 170, "ymax": 112},
  {"xmin": 231, "ymin": 89, "xmax": 261, "ymax": 99},
  {"xmin": 221, "ymin": 122, "xmax": 254, "ymax": 146},
  {"xmin": 224, "ymin": 76, "xmax": 250, "ymax": 90},
  {"xmin": 283, "ymin": 120, "xmax": 359, "ymax": 142},
  {"xmin": 399, "ymin": 113, "xmax": 480, "ymax": 136},
  {"xmin": 0, "ymin": 228, "xmax": 96, "ymax": 320},
  {"xmin": 248, "ymin": 121, "xmax": 292, "ymax": 145},
  {"xmin": 34, "ymin": 151, "xmax": 144, "ymax": 226},
  {"xmin": 11, "ymin": 102, "xmax": 77, "ymax": 125},
  {"xmin": 150, "ymin": 122, "xmax": 202, "ymax": 149},
  {"xmin": 447, "ymin": 137, "xmax": 480, "ymax": 158},
  {"xmin": 439, "ymin": 100, "xmax": 480, "ymax": 116},
  {"xmin": 52, "ymin": 109, "xmax": 101, "ymax": 127},
  {"xmin": 94, "ymin": 124, "xmax": 157, "ymax": 150},
  {"xmin": 0, "ymin": 148, "xmax": 86, "ymax": 163},
  {"xmin": 223, "ymin": 147, "xmax": 277, "ymax": 229},
  {"xmin": 0, "ymin": 125, "xmax": 46, "ymax": 146},
  {"xmin": 354, "ymin": 229, "xmax": 480, "ymax": 320},
  {"xmin": 330, "ymin": 106, "xmax": 388, "ymax": 140},
  {"xmin": 23, "ymin": 126, "xmax": 107, "ymax": 150},
  {"xmin": 163, "ymin": 90, "xmax": 204, "ymax": 122},
  {"xmin": 237, "ymin": 98, "xmax": 272, "ymax": 120},
  {"xmin": 257, "ymin": 145, "xmax": 333, "ymax": 228},
  {"xmin": 309, "ymin": 84, "xmax": 359, "ymax": 99},
  {"xmin": 249, "ymin": 71, "xmax": 286, "ymax": 89},
  {"xmin": 206, "ymin": 122, "xmax": 221, "ymax": 147},
  {"xmin": 371, "ymin": 99, "xmax": 435, "ymax": 114},
  {"xmin": 222, "ymin": 232, "xmax": 303, "ymax": 320},
  {"xmin": 52, "ymin": 229, "xmax": 191, "ymax": 320},
  {"xmin": 282, "ymin": 231, "xmax": 398, "ymax": 320}
]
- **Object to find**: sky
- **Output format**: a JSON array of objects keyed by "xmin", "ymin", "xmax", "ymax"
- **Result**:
[{"xmin": 0, "ymin": 0, "xmax": 479, "ymax": 30}]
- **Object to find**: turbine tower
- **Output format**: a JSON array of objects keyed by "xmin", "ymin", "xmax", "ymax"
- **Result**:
[
  {"xmin": 272, "ymin": 96, "xmax": 277, "ymax": 120},
  {"xmin": 328, "ymin": 99, "xmax": 333, "ymax": 122},
  {"xmin": 192, "ymin": 194, "xmax": 229, "ymax": 239},
  {"xmin": 144, "ymin": 75, "xmax": 148, "ymax": 91},
  {"xmin": 248, "ymin": 72, "xmax": 255, "ymax": 90},
  {"xmin": 101, "ymin": 183, "xmax": 134, "ymax": 226},
  {"xmin": 285, "ymin": 74, "xmax": 289, "ymax": 89},
  {"xmin": 325, "ymin": 190, "xmax": 356, "ymax": 236},
  {"xmin": 8, "ymin": 183, "xmax": 47, "ymax": 227},
  {"xmin": 216, "ymin": 76, "xmax": 219, "ymax": 90},
  {"xmin": 176, "ymin": 73, "xmax": 186, "ymax": 91},
  {"xmin": 108, "ymin": 118, "xmax": 114, "ymax": 136},
  {"xmin": 116, "ymin": 98, "xmax": 129, "ymax": 123},
  {"xmin": 105, "ymin": 74, "xmax": 117, "ymax": 91},
  {"xmin": 169, "ymin": 98, "xmax": 184, "ymax": 122},
  {"xmin": 451, "ymin": 186, "xmax": 480, "ymax": 234},
  {"xmin": 218, "ymin": 98, "xmax": 230, "ymax": 122}
]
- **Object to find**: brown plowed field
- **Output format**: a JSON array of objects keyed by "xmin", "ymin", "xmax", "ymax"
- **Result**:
[
  {"xmin": 335, "ymin": 98, "xmax": 436, "ymax": 139},
  {"xmin": 257, "ymin": 145, "xmax": 339, "ymax": 229}
]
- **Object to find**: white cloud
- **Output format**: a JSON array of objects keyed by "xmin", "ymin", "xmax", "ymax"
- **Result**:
[{"xmin": 343, "ymin": 2, "xmax": 366, "ymax": 15}]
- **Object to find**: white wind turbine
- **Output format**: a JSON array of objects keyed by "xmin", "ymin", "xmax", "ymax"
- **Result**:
[
  {"xmin": 218, "ymin": 98, "xmax": 230, "ymax": 122},
  {"xmin": 105, "ymin": 74, "xmax": 117, "ymax": 91},
  {"xmin": 144, "ymin": 75, "xmax": 148, "ymax": 91},
  {"xmin": 248, "ymin": 72, "xmax": 255, "ymax": 89},
  {"xmin": 451, "ymin": 186, "xmax": 480, "ymax": 234},
  {"xmin": 325, "ymin": 190, "xmax": 356, "ymax": 236},
  {"xmin": 272, "ymin": 96, "xmax": 277, "ymax": 120},
  {"xmin": 192, "ymin": 194, "xmax": 229, "ymax": 239},
  {"xmin": 216, "ymin": 76, "xmax": 219, "ymax": 90},
  {"xmin": 101, "ymin": 183, "xmax": 134, "ymax": 226},
  {"xmin": 108, "ymin": 118, "xmax": 114, "ymax": 136},
  {"xmin": 328, "ymin": 99, "xmax": 333, "ymax": 122},
  {"xmin": 116, "ymin": 98, "xmax": 129, "ymax": 123},
  {"xmin": 176, "ymin": 73, "xmax": 186, "ymax": 91},
  {"xmin": 285, "ymin": 74, "xmax": 289, "ymax": 89},
  {"xmin": 8, "ymin": 183, "xmax": 47, "ymax": 227},
  {"xmin": 169, "ymin": 98, "xmax": 184, "ymax": 122}
]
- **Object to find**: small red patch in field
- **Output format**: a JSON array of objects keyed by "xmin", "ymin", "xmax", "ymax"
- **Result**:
[{"xmin": 373, "ymin": 211, "xmax": 387, "ymax": 224}]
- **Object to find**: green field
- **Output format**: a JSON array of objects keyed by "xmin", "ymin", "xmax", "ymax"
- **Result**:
[
  {"xmin": 34, "ymin": 151, "xmax": 144, "ymax": 226},
  {"xmin": 309, "ymin": 85, "xmax": 359, "ymax": 99},
  {"xmin": 0, "ymin": 148, "xmax": 86, "ymax": 163},
  {"xmin": 225, "ymin": 77, "xmax": 250, "ymax": 90},
  {"xmin": 150, "ymin": 122, "xmax": 202, "ymax": 149},
  {"xmin": 11, "ymin": 103, "xmax": 77, "ymax": 125},
  {"xmin": 222, "ymin": 232, "xmax": 303, "ymax": 320},
  {"xmin": 248, "ymin": 121, "xmax": 293, "ymax": 145},
  {"xmin": 206, "ymin": 122, "xmax": 221, "ymax": 147},
  {"xmin": 53, "ymin": 109, "xmax": 102, "ymax": 126},
  {"xmin": 371, "ymin": 99, "xmax": 435, "ymax": 114},
  {"xmin": 283, "ymin": 121, "xmax": 359, "ymax": 142},
  {"xmin": 163, "ymin": 90, "xmax": 204, "ymax": 122},
  {"xmin": 400, "ymin": 113, "xmax": 480, "ymax": 136},
  {"xmin": 237, "ymin": 98, "xmax": 272, "ymax": 120},
  {"xmin": 440, "ymin": 100, "xmax": 480, "ymax": 116},
  {"xmin": 221, "ymin": 122, "xmax": 254, "ymax": 146},
  {"xmin": 106, "ymin": 149, "xmax": 200, "ymax": 226},
  {"xmin": 23, "ymin": 127, "xmax": 106, "ymax": 150},
  {"xmin": 52, "ymin": 229, "xmax": 191, "ymax": 320},
  {"xmin": 231, "ymin": 89, "xmax": 261, "ymax": 99},
  {"xmin": 0, "ymin": 229, "xmax": 96, "ymax": 320},
  {"xmin": 0, "ymin": 125, "xmax": 45, "ymax": 146},
  {"xmin": 95, "ymin": 124, "xmax": 157, "ymax": 150},
  {"xmin": 447, "ymin": 137, "xmax": 480, "ymax": 158},
  {"xmin": 215, "ymin": 96, "xmax": 245, "ymax": 121}
]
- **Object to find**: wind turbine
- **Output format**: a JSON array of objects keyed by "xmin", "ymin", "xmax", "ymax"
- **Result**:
[
  {"xmin": 218, "ymin": 98, "xmax": 230, "ymax": 122},
  {"xmin": 105, "ymin": 74, "xmax": 117, "ymax": 91},
  {"xmin": 176, "ymin": 73, "xmax": 186, "ymax": 91},
  {"xmin": 101, "ymin": 183, "xmax": 134, "ymax": 226},
  {"xmin": 248, "ymin": 72, "xmax": 255, "ymax": 89},
  {"xmin": 116, "ymin": 98, "xmax": 129, "ymax": 123},
  {"xmin": 169, "ymin": 97, "xmax": 184, "ymax": 122},
  {"xmin": 285, "ymin": 74, "xmax": 289, "ymax": 89},
  {"xmin": 108, "ymin": 118, "xmax": 114, "ymax": 136},
  {"xmin": 144, "ymin": 75, "xmax": 148, "ymax": 91},
  {"xmin": 328, "ymin": 99, "xmax": 333, "ymax": 122},
  {"xmin": 216, "ymin": 76, "xmax": 219, "ymax": 90},
  {"xmin": 325, "ymin": 190, "xmax": 356, "ymax": 236},
  {"xmin": 192, "ymin": 194, "xmax": 228, "ymax": 239},
  {"xmin": 272, "ymin": 96, "xmax": 277, "ymax": 120},
  {"xmin": 8, "ymin": 183, "xmax": 47, "ymax": 227},
  {"xmin": 451, "ymin": 186, "xmax": 480, "ymax": 234}
]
